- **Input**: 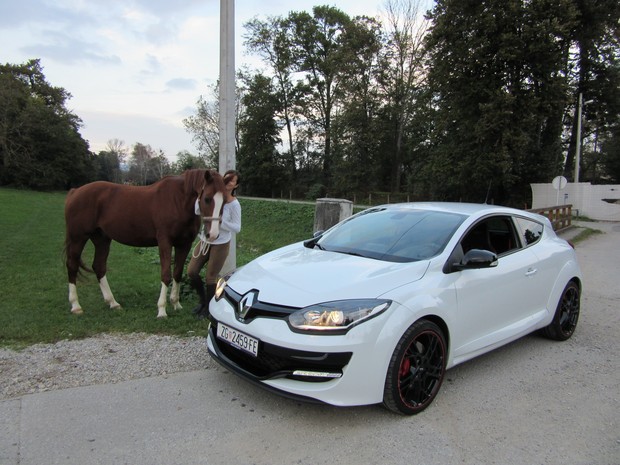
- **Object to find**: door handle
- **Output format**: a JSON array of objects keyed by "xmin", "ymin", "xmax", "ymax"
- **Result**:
[{"xmin": 525, "ymin": 268, "xmax": 538, "ymax": 277}]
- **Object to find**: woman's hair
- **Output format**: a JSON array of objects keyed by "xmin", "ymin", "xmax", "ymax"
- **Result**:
[{"xmin": 223, "ymin": 169, "xmax": 240, "ymax": 196}]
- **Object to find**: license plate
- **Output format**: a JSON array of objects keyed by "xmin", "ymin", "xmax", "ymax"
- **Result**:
[{"xmin": 217, "ymin": 322, "xmax": 259, "ymax": 357}]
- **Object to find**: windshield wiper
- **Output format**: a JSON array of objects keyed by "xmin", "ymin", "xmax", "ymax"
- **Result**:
[{"xmin": 338, "ymin": 250, "xmax": 367, "ymax": 258}]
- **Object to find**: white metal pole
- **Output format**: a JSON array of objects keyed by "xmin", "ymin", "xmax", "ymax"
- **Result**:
[
  {"xmin": 219, "ymin": 0, "xmax": 237, "ymax": 272},
  {"xmin": 574, "ymin": 93, "xmax": 583, "ymax": 183}
]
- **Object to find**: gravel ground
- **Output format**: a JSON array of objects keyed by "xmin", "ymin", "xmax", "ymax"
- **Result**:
[{"xmin": 0, "ymin": 333, "xmax": 213, "ymax": 400}]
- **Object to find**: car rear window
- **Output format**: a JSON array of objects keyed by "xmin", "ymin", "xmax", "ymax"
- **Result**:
[{"xmin": 514, "ymin": 217, "xmax": 544, "ymax": 246}]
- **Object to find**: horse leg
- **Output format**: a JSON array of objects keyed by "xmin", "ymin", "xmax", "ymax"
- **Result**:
[
  {"xmin": 170, "ymin": 280, "xmax": 182, "ymax": 311},
  {"xmin": 156, "ymin": 242, "xmax": 173, "ymax": 318},
  {"xmin": 66, "ymin": 237, "xmax": 88, "ymax": 315},
  {"xmin": 170, "ymin": 243, "xmax": 193, "ymax": 311},
  {"xmin": 91, "ymin": 235, "xmax": 121, "ymax": 310},
  {"xmin": 156, "ymin": 282, "xmax": 169, "ymax": 319}
]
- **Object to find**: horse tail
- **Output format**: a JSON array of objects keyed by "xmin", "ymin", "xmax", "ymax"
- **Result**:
[{"xmin": 62, "ymin": 234, "xmax": 93, "ymax": 276}]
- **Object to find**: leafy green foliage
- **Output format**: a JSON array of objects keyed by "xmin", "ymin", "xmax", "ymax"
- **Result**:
[
  {"xmin": 2, "ymin": 2, "xmax": 619, "ymax": 204},
  {"xmin": 0, "ymin": 189, "xmax": 315, "ymax": 348},
  {"xmin": 0, "ymin": 59, "xmax": 94, "ymax": 190},
  {"xmin": 237, "ymin": 74, "xmax": 286, "ymax": 196},
  {"xmin": 423, "ymin": 0, "xmax": 578, "ymax": 205}
]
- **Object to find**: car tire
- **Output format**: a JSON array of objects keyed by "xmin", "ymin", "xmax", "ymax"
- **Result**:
[
  {"xmin": 383, "ymin": 319, "xmax": 447, "ymax": 415},
  {"xmin": 542, "ymin": 280, "xmax": 580, "ymax": 341}
]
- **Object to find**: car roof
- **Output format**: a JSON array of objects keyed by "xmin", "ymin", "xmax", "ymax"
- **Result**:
[
  {"xmin": 373, "ymin": 202, "xmax": 537, "ymax": 219},
  {"xmin": 373, "ymin": 202, "xmax": 546, "ymax": 224}
]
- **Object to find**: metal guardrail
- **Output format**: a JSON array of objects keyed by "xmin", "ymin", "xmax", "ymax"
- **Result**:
[{"xmin": 528, "ymin": 204, "xmax": 572, "ymax": 232}]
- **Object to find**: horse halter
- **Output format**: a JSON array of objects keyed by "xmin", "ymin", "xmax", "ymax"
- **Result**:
[{"xmin": 197, "ymin": 182, "xmax": 222, "ymax": 222}]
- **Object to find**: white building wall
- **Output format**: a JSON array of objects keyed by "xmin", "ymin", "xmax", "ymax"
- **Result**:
[{"xmin": 531, "ymin": 182, "xmax": 620, "ymax": 221}]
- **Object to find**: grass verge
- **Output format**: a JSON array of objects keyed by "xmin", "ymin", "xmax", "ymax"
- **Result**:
[{"xmin": 0, "ymin": 188, "xmax": 314, "ymax": 348}]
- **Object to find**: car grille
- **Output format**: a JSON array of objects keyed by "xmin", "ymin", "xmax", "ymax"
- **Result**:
[
  {"xmin": 209, "ymin": 322, "xmax": 352, "ymax": 382},
  {"xmin": 221, "ymin": 286, "xmax": 298, "ymax": 322}
]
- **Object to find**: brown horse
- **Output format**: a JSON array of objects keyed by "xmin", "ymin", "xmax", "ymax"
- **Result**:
[{"xmin": 64, "ymin": 169, "xmax": 226, "ymax": 318}]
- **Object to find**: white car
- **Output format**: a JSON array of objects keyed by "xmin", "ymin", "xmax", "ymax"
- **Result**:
[{"xmin": 207, "ymin": 202, "xmax": 582, "ymax": 415}]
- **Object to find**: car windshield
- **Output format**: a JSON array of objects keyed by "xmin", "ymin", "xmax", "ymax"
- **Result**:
[{"xmin": 317, "ymin": 207, "xmax": 467, "ymax": 262}]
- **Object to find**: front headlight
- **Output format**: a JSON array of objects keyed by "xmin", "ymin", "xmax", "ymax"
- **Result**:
[
  {"xmin": 288, "ymin": 299, "xmax": 391, "ymax": 333},
  {"xmin": 215, "ymin": 272, "xmax": 234, "ymax": 301}
]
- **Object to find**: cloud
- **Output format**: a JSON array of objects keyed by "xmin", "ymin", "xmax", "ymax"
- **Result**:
[
  {"xmin": 0, "ymin": 1, "xmax": 90, "ymax": 27},
  {"xmin": 21, "ymin": 30, "xmax": 121, "ymax": 65},
  {"xmin": 139, "ymin": 54, "xmax": 164, "ymax": 77},
  {"xmin": 166, "ymin": 78, "xmax": 198, "ymax": 91},
  {"xmin": 2, "ymin": 0, "xmax": 394, "ymax": 159},
  {"xmin": 128, "ymin": 0, "xmax": 216, "ymax": 19}
]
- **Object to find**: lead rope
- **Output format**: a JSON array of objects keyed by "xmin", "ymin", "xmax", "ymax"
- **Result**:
[
  {"xmin": 192, "ymin": 188, "xmax": 211, "ymax": 259},
  {"xmin": 192, "ymin": 231, "xmax": 211, "ymax": 258}
]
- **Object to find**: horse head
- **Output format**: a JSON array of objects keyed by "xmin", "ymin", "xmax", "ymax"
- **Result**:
[{"xmin": 189, "ymin": 169, "xmax": 226, "ymax": 242}]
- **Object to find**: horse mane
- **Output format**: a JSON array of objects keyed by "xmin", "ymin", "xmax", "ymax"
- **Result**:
[{"xmin": 183, "ymin": 169, "xmax": 213, "ymax": 194}]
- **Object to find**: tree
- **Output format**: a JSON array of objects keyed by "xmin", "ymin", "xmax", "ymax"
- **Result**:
[
  {"xmin": 150, "ymin": 150, "xmax": 172, "ymax": 180},
  {"xmin": 423, "ymin": 0, "xmax": 576, "ymax": 205},
  {"xmin": 183, "ymin": 90, "xmax": 219, "ymax": 167},
  {"xmin": 172, "ymin": 150, "xmax": 208, "ymax": 173},
  {"xmin": 127, "ymin": 143, "xmax": 157, "ymax": 185},
  {"xmin": 331, "ymin": 14, "xmax": 384, "ymax": 195},
  {"xmin": 237, "ymin": 74, "xmax": 284, "ymax": 196},
  {"xmin": 376, "ymin": 0, "xmax": 430, "ymax": 193},
  {"xmin": 244, "ymin": 7, "xmax": 388, "ymax": 194},
  {"xmin": 286, "ymin": 6, "xmax": 357, "ymax": 186},
  {"xmin": 94, "ymin": 151, "xmax": 121, "ymax": 182},
  {"xmin": 93, "ymin": 139, "xmax": 127, "ymax": 182},
  {"xmin": 244, "ymin": 16, "xmax": 302, "ymax": 181},
  {"xmin": 600, "ymin": 125, "xmax": 620, "ymax": 181},
  {"xmin": 183, "ymin": 76, "xmax": 246, "ymax": 170},
  {"xmin": 563, "ymin": 0, "xmax": 620, "ymax": 181},
  {"xmin": 0, "ymin": 59, "xmax": 94, "ymax": 189}
]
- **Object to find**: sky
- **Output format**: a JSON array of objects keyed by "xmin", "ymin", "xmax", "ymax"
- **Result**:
[{"xmin": 0, "ymin": 0, "xmax": 410, "ymax": 160}]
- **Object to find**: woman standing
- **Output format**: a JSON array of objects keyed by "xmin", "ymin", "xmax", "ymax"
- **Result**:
[{"xmin": 188, "ymin": 169, "xmax": 241, "ymax": 319}]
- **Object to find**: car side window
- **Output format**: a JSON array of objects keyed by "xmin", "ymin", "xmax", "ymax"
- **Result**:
[
  {"xmin": 514, "ymin": 217, "xmax": 544, "ymax": 246},
  {"xmin": 461, "ymin": 216, "xmax": 520, "ymax": 256}
]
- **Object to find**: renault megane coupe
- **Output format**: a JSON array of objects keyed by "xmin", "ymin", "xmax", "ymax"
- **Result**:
[{"xmin": 206, "ymin": 202, "xmax": 582, "ymax": 415}]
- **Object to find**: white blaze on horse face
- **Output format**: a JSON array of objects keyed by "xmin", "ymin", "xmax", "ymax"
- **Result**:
[{"xmin": 207, "ymin": 191, "xmax": 224, "ymax": 241}]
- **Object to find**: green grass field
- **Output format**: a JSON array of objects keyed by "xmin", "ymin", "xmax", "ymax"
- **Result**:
[{"xmin": 0, "ymin": 188, "xmax": 315, "ymax": 348}]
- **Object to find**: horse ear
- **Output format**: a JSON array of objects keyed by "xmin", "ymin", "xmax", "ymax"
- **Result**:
[{"xmin": 204, "ymin": 169, "xmax": 214, "ymax": 184}]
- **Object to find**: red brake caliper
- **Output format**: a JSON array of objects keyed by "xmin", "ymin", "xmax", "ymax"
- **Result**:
[{"xmin": 399, "ymin": 358, "xmax": 411, "ymax": 378}]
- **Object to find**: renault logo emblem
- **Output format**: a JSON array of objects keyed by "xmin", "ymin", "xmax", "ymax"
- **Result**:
[{"xmin": 238, "ymin": 291, "xmax": 258, "ymax": 320}]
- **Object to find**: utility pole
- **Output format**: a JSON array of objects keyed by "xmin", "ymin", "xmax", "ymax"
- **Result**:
[
  {"xmin": 573, "ymin": 93, "xmax": 593, "ymax": 183},
  {"xmin": 219, "ymin": 0, "xmax": 236, "ymax": 272}
]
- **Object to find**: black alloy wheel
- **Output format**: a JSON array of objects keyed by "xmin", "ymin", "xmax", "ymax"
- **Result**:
[
  {"xmin": 542, "ymin": 280, "xmax": 580, "ymax": 341},
  {"xmin": 383, "ymin": 319, "xmax": 447, "ymax": 415}
]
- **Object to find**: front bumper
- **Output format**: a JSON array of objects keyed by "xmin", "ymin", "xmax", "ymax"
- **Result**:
[
  {"xmin": 208, "ymin": 324, "xmax": 344, "ymax": 404},
  {"xmin": 207, "ymin": 294, "xmax": 402, "ymax": 407},
  {"xmin": 208, "ymin": 321, "xmax": 352, "ymax": 381}
]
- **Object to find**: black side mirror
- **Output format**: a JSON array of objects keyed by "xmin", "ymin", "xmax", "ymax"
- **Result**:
[
  {"xmin": 453, "ymin": 249, "xmax": 498, "ymax": 271},
  {"xmin": 303, "ymin": 230, "xmax": 324, "ymax": 249}
]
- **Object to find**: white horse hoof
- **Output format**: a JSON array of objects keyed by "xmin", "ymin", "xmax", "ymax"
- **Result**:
[{"xmin": 71, "ymin": 308, "xmax": 83, "ymax": 315}]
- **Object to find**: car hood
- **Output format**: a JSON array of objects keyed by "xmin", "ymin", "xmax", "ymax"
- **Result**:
[{"xmin": 228, "ymin": 242, "xmax": 430, "ymax": 307}]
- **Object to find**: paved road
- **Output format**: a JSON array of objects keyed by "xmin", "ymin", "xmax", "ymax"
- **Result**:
[{"xmin": 1, "ymin": 222, "xmax": 618, "ymax": 465}]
